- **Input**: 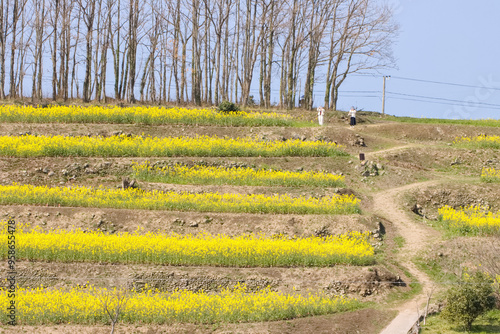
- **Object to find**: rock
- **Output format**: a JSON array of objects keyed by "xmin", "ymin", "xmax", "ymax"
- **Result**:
[
  {"xmin": 189, "ymin": 222, "xmax": 199, "ymax": 228},
  {"xmin": 411, "ymin": 203, "xmax": 423, "ymax": 216},
  {"xmin": 47, "ymin": 171, "xmax": 55, "ymax": 177},
  {"xmin": 173, "ymin": 218, "xmax": 185, "ymax": 226},
  {"xmin": 376, "ymin": 222, "xmax": 386, "ymax": 235}
]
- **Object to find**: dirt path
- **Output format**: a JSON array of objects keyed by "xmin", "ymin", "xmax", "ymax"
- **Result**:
[
  {"xmin": 372, "ymin": 180, "xmax": 441, "ymax": 334},
  {"xmin": 364, "ymin": 143, "xmax": 425, "ymax": 159}
]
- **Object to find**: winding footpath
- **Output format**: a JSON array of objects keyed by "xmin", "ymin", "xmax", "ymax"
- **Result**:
[{"xmin": 372, "ymin": 180, "xmax": 441, "ymax": 334}]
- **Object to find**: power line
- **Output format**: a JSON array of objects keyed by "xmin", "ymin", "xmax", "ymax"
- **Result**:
[
  {"xmin": 387, "ymin": 96, "xmax": 500, "ymax": 111},
  {"xmin": 352, "ymin": 74, "xmax": 500, "ymax": 92},
  {"xmin": 390, "ymin": 75, "xmax": 500, "ymax": 91},
  {"xmin": 387, "ymin": 91, "xmax": 500, "ymax": 109}
]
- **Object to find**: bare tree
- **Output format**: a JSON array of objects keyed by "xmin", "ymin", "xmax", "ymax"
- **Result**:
[
  {"xmin": 31, "ymin": 0, "xmax": 47, "ymax": 101},
  {"xmin": 302, "ymin": 0, "xmax": 331, "ymax": 110},
  {"xmin": 324, "ymin": 0, "xmax": 397, "ymax": 110},
  {"xmin": 97, "ymin": 287, "xmax": 129, "ymax": 334},
  {"xmin": 126, "ymin": 0, "xmax": 139, "ymax": 103},
  {"xmin": 77, "ymin": 0, "xmax": 96, "ymax": 102}
]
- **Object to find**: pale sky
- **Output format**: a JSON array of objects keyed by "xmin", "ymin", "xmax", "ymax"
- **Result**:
[{"xmin": 336, "ymin": 0, "xmax": 500, "ymax": 119}]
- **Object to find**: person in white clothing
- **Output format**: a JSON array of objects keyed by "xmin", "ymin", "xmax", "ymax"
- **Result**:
[
  {"xmin": 317, "ymin": 106, "xmax": 325, "ymax": 125},
  {"xmin": 348, "ymin": 107, "xmax": 356, "ymax": 128}
]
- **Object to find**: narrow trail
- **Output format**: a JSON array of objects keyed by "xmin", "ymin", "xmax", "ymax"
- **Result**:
[
  {"xmin": 372, "ymin": 180, "xmax": 442, "ymax": 334},
  {"xmin": 364, "ymin": 143, "xmax": 425, "ymax": 159}
]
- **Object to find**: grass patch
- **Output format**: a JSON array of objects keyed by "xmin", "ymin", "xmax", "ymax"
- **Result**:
[
  {"xmin": 393, "ymin": 236, "xmax": 405, "ymax": 249},
  {"xmin": 414, "ymin": 255, "xmax": 459, "ymax": 284},
  {"xmin": 420, "ymin": 309, "xmax": 500, "ymax": 333},
  {"xmin": 388, "ymin": 116, "xmax": 500, "ymax": 128}
]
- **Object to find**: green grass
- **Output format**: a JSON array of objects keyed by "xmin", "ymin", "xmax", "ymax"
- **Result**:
[
  {"xmin": 393, "ymin": 236, "xmax": 406, "ymax": 249},
  {"xmin": 388, "ymin": 116, "xmax": 500, "ymax": 127},
  {"xmin": 420, "ymin": 309, "xmax": 500, "ymax": 333}
]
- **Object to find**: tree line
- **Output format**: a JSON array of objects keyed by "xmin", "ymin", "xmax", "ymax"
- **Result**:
[{"xmin": 0, "ymin": 0, "xmax": 397, "ymax": 109}]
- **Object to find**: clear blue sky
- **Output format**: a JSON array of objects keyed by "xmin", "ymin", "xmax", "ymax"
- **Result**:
[{"xmin": 334, "ymin": 0, "xmax": 500, "ymax": 119}]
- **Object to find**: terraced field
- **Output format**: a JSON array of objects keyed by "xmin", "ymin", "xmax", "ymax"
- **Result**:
[{"xmin": 1, "ymin": 105, "xmax": 499, "ymax": 333}]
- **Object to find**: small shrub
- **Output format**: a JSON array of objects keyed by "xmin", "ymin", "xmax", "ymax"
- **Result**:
[
  {"xmin": 441, "ymin": 271, "xmax": 496, "ymax": 331},
  {"xmin": 218, "ymin": 101, "xmax": 240, "ymax": 114}
]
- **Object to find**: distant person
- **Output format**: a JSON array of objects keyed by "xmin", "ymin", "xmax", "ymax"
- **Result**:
[
  {"xmin": 317, "ymin": 106, "xmax": 325, "ymax": 125},
  {"xmin": 348, "ymin": 106, "xmax": 357, "ymax": 128}
]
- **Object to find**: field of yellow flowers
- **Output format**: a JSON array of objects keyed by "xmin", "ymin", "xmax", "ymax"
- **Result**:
[
  {"xmin": 453, "ymin": 135, "xmax": 500, "ymax": 149},
  {"xmin": 0, "ymin": 103, "xmax": 382, "ymax": 327},
  {"xmin": 481, "ymin": 167, "xmax": 500, "ymax": 183},
  {"xmin": 132, "ymin": 162, "xmax": 345, "ymax": 187},
  {"xmin": 438, "ymin": 205, "xmax": 500, "ymax": 235},
  {"xmin": 0, "ymin": 184, "xmax": 359, "ymax": 214},
  {"xmin": 0, "ymin": 104, "xmax": 306, "ymax": 127},
  {"xmin": 0, "ymin": 134, "xmax": 346, "ymax": 157},
  {"xmin": 0, "ymin": 226, "xmax": 374, "ymax": 266},
  {"xmin": 0, "ymin": 284, "xmax": 361, "ymax": 325}
]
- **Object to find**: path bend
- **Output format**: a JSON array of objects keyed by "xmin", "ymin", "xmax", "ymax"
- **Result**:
[{"xmin": 372, "ymin": 180, "xmax": 441, "ymax": 334}]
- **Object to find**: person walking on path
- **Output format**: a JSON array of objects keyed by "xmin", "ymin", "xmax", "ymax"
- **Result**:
[
  {"xmin": 317, "ymin": 106, "xmax": 325, "ymax": 126},
  {"xmin": 348, "ymin": 106, "xmax": 357, "ymax": 128}
]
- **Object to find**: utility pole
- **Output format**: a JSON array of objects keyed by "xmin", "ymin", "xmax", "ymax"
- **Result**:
[{"xmin": 382, "ymin": 75, "xmax": 390, "ymax": 116}]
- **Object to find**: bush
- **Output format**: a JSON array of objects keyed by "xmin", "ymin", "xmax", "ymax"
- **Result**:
[
  {"xmin": 441, "ymin": 271, "xmax": 496, "ymax": 331},
  {"xmin": 218, "ymin": 101, "xmax": 240, "ymax": 114}
]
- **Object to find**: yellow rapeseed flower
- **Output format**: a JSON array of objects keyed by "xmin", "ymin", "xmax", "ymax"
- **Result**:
[{"xmin": 0, "ymin": 183, "xmax": 359, "ymax": 214}]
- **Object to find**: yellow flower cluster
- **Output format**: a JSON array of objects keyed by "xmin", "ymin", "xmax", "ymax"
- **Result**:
[
  {"xmin": 0, "ymin": 184, "xmax": 360, "ymax": 214},
  {"xmin": 438, "ymin": 205, "xmax": 500, "ymax": 235},
  {"xmin": 0, "ymin": 284, "xmax": 360, "ymax": 324},
  {"xmin": 0, "ymin": 104, "xmax": 300, "ymax": 126},
  {"xmin": 0, "ymin": 134, "xmax": 345, "ymax": 157},
  {"xmin": 453, "ymin": 135, "xmax": 500, "ymax": 149},
  {"xmin": 0, "ymin": 227, "xmax": 374, "ymax": 266},
  {"xmin": 132, "ymin": 162, "xmax": 345, "ymax": 187},
  {"xmin": 481, "ymin": 167, "xmax": 500, "ymax": 183}
]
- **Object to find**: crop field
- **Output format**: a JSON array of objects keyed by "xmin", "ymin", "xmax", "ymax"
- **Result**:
[
  {"xmin": 0, "ymin": 134, "xmax": 346, "ymax": 158},
  {"xmin": 1, "ymin": 104, "xmax": 500, "ymax": 333},
  {"xmin": 453, "ymin": 134, "xmax": 500, "ymax": 149},
  {"xmin": 0, "ymin": 226, "xmax": 374, "ymax": 266},
  {"xmin": 0, "ymin": 284, "xmax": 361, "ymax": 325},
  {"xmin": 481, "ymin": 167, "xmax": 500, "ymax": 182},
  {"xmin": 132, "ymin": 162, "xmax": 346, "ymax": 187},
  {"xmin": 438, "ymin": 205, "xmax": 500, "ymax": 235},
  {"xmin": 0, "ymin": 104, "xmax": 305, "ymax": 127}
]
